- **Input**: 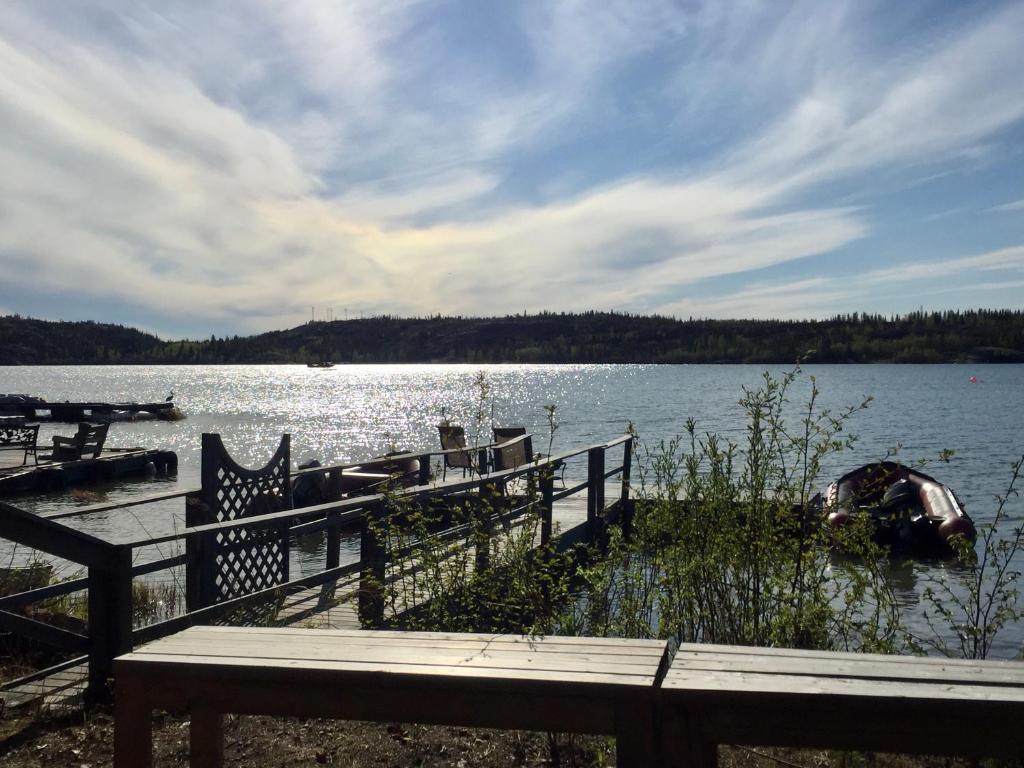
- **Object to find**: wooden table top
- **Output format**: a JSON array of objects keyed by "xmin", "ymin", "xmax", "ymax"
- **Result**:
[{"xmin": 118, "ymin": 626, "xmax": 669, "ymax": 691}]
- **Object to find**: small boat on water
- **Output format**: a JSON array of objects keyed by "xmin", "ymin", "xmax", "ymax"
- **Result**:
[
  {"xmin": 307, "ymin": 361, "xmax": 335, "ymax": 369},
  {"xmin": 825, "ymin": 462, "xmax": 975, "ymax": 552}
]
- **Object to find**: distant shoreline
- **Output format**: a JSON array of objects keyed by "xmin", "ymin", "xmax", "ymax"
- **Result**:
[{"xmin": 2, "ymin": 310, "xmax": 1023, "ymax": 365}]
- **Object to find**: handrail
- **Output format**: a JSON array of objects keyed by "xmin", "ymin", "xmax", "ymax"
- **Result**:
[
  {"xmin": 120, "ymin": 435, "xmax": 631, "ymax": 548},
  {"xmin": 0, "ymin": 432, "xmax": 633, "ymax": 703},
  {"xmin": 42, "ymin": 488, "xmax": 193, "ymax": 520},
  {"xmin": 38, "ymin": 441, "xmax": 520, "ymax": 521}
]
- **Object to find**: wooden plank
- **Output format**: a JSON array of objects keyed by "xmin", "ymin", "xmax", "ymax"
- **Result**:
[
  {"xmin": 662, "ymin": 668, "xmax": 1024, "ymax": 702},
  {"xmin": 675, "ymin": 641, "xmax": 1024, "ymax": 669},
  {"xmin": 0, "ymin": 500, "xmax": 115, "ymax": 567},
  {"xmin": 0, "ymin": 608, "xmax": 89, "ymax": 651},
  {"xmin": 116, "ymin": 664, "xmax": 631, "ymax": 735},
  {"xmin": 148, "ymin": 638, "xmax": 663, "ymax": 663},
  {"xmin": 126, "ymin": 644, "xmax": 661, "ymax": 679},
  {"xmin": 164, "ymin": 625, "xmax": 667, "ymax": 652},
  {"xmin": 668, "ymin": 650, "xmax": 1024, "ymax": 686},
  {"xmin": 141, "ymin": 638, "xmax": 664, "ymax": 665},
  {"xmin": 129, "ymin": 639, "xmax": 663, "ymax": 674},
  {"xmin": 117, "ymin": 652, "xmax": 659, "ymax": 688}
]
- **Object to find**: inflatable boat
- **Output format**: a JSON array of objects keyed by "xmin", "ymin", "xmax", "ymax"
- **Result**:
[{"xmin": 825, "ymin": 462, "xmax": 975, "ymax": 552}]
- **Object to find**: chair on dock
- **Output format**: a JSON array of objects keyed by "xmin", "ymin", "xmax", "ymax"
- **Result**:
[
  {"xmin": 492, "ymin": 426, "xmax": 527, "ymax": 445},
  {"xmin": 0, "ymin": 424, "xmax": 39, "ymax": 466},
  {"xmin": 493, "ymin": 426, "xmax": 566, "ymax": 489},
  {"xmin": 438, "ymin": 425, "xmax": 475, "ymax": 479},
  {"xmin": 41, "ymin": 422, "xmax": 109, "ymax": 462}
]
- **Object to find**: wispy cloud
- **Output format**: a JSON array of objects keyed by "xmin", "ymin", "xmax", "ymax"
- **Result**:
[
  {"xmin": 990, "ymin": 199, "xmax": 1024, "ymax": 213},
  {"xmin": 658, "ymin": 245, "xmax": 1024, "ymax": 319},
  {"xmin": 1, "ymin": 1, "xmax": 1023, "ymax": 333}
]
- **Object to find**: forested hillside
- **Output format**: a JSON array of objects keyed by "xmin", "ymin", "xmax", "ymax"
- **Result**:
[{"xmin": 2, "ymin": 310, "xmax": 1023, "ymax": 365}]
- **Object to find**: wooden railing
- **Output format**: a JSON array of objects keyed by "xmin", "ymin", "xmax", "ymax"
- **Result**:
[{"xmin": 0, "ymin": 433, "xmax": 634, "ymax": 701}]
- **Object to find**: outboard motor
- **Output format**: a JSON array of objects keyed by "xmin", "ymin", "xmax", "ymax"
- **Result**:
[{"xmin": 880, "ymin": 479, "xmax": 918, "ymax": 544}]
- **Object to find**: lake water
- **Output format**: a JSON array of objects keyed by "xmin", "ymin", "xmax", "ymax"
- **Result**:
[{"xmin": 2, "ymin": 364, "xmax": 1022, "ymax": 656}]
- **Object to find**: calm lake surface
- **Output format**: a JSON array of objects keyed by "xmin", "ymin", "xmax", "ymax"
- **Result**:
[{"xmin": 2, "ymin": 364, "xmax": 1022, "ymax": 655}]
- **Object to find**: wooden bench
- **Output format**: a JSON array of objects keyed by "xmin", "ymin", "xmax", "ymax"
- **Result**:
[
  {"xmin": 113, "ymin": 626, "xmax": 669, "ymax": 767},
  {"xmin": 0, "ymin": 424, "xmax": 39, "ymax": 466},
  {"xmin": 40, "ymin": 422, "xmax": 108, "ymax": 462},
  {"xmin": 660, "ymin": 643, "xmax": 1024, "ymax": 766}
]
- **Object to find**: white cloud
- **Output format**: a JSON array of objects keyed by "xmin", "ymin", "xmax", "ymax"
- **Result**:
[
  {"xmin": 657, "ymin": 245, "xmax": 1024, "ymax": 319},
  {"xmin": 991, "ymin": 199, "xmax": 1024, "ymax": 213},
  {"xmin": 1, "ymin": 1, "xmax": 1023, "ymax": 333}
]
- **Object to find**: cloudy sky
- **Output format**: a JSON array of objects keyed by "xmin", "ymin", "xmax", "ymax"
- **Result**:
[{"xmin": 1, "ymin": 1, "xmax": 1023, "ymax": 338}]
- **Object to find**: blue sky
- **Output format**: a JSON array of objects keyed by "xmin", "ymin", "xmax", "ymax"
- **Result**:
[{"xmin": 1, "ymin": 1, "xmax": 1023, "ymax": 339}]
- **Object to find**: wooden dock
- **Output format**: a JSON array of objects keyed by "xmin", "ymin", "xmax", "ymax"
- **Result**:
[
  {"xmin": 0, "ymin": 431, "xmax": 632, "ymax": 710},
  {"xmin": 0, "ymin": 448, "xmax": 178, "ymax": 497},
  {"xmin": 0, "ymin": 484, "xmax": 602, "ymax": 711},
  {"xmin": 0, "ymin": 397, "xmax": 178, "ymax": 422}
]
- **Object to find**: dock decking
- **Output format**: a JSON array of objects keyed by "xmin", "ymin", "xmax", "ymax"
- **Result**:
[
  {"xmin": 0, "ymin": 398, "xmax": 178, "ymax": 422},
  {"xmin": 0, "ymin": 448, "xmax": 178, "ymax": 497},
  {"xmin": 0, "ymin": 484, "xmax": 600, "ymax": 711}
]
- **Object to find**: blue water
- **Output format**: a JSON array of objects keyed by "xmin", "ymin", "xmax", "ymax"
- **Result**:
[{"xmin": 2, "ymin": 364, "xmax": 1022, "ymax": 655}]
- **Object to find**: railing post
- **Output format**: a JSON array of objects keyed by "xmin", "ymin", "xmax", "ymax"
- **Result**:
[
  {"xmin": 325, "ymin": 470, "xmax": 344, "ymax": 571},
  {"xmin": 417, "ymin": 454, "xmax": 431, "ymax": 485},
  {"xmin": 359, "ymin": 504, "xmax": 386, "ymax": 627},
  {"xmin": 620, "ymin": 437, "xmax": 634, "ymax": 539},
  {"xmin": 184, "ymin": 492, "xmax": 209, "ymax": 611},
  {"xmin": 476, "ymin": 484, "xmax": 496, "ymax": 573},
  {"xmin": 87, "ymin": 544, "xmax": 133, "ymax": 703},
  {"xmin": 587, "ymin": 447, "xmax": 606, "ymax": 544},
  {"xmin": 540, "ymin": 473, "xmax": 554, "ymax": 546}
]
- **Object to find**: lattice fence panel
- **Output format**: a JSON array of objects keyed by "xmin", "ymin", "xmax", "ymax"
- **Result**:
[{"xmin": 194, "ymin": 434, "xmax": 292, "ymax": 606}]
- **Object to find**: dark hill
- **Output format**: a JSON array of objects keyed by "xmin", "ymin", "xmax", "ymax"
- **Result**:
[
  {"xmin": 1, "ymin": 310, "xmax": 1023, "ymax": 365},
  {"xmin": 0, "ymin": 316, "xmax": 164, "ymax": 365}
]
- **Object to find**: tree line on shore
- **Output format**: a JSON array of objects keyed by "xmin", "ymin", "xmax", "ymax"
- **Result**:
[{"xmin": 1, "ymin": 309, "xmax": 1023, "ymax": 365}]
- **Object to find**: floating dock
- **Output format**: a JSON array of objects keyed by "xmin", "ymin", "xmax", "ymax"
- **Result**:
[
  {"xmin": 0, "ymin": 395, "xmax": 179, "ymax": 422},
  {"xmin": 0, "ymin": 448, "xmax": 178, "ymax": 497}
]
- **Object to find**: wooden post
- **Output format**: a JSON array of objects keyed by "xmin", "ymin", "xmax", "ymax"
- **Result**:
[
  {"xmin": 476, "ymin": 484, "xmax": 495, "ymax": 573},
  {"xmin": 540, "ymin": 474, "xmax": 554, "ymax": 546},
  {"xmin": 477, "ymin": 447, "xmax": 489, "ymax": 476},
  {"xmin": 190, "ymin": 706, "xmax": 225, "ymax": 768},
  {"xmin": 417, "ymin": 454, "xmax": 431, "ymax": 485},
  {"xmin": 325, "ymin": 469, "xmax": 344, "ymax": 571},
  {"xmin": 620, "ymin": 437, "xmax": 634, "ymax": 539},
  {"xmin": 113, "ymin": 674, "xmax": 153, "ymax": 767},
  {"xmin": 87, "ymin": 545, "xmax": 133, "ymax": 702},
  {"xmin": 615, "ymin": 701, "xmax": 658, "ymax": 768},
  {"xmin": 359, "ymin": 505, "xmax": 386, "ymax": 627},
  {"xmin": 587, "ymin": 447, "xmax": 606, "ymax": 544},
  {"xmin": 184, "ymin": 492, "xmax": 208, "ymax": 612}
]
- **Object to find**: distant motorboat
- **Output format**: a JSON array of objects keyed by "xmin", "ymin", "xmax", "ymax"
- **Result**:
[
  {"xmin": 307, "ymin": 362, "xmax": 335, "ymax": 369},
  {"xmin": 825, "ymin": 462, "xmax": 975, "ymax": 553}
]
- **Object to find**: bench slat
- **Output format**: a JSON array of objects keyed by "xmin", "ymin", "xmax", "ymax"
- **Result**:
[
  {"xmin": 662, "ymin": 667, "xmax": 1024, "ymax": 702},
  {"xmin": 131, "ymin": 639, "xmax": 661, "ymax": 674},
  {"xmin": 192, "ymin": 624, "xmax": 666, "ymax": 649},
  {"xmin": 676, "ymin": 641, "xmax": 1024, "ymax": 669},
  {"xmin": 141, "ymin": 626, "xmax": 665, "ymax": 658},
  {"xmin": 119, "ymin": 651, "xmax": 661, "ymax": 687},
  {"xmin": 670, "ymin": 650, "xmax": 1024, "ymax": 686}
]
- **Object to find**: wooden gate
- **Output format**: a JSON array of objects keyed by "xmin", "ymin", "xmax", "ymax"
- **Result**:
[{"xmin": 185, "ymin": 434, "xmax": 292, "ymax": 610}]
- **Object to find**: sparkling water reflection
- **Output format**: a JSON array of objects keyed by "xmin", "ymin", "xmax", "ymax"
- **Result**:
[{"xmin": 1, "ymin": 364, "xmax": 1021, "ymax": 654}]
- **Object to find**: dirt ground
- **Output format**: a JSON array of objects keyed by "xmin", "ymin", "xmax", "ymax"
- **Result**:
[
  {"xmin": 1, "ymin": 706, "xmax": 1005, "ymax": 768},
  {"xmin": 0, "ymin": 707, "xmax": 615, "ymax": 767}
]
